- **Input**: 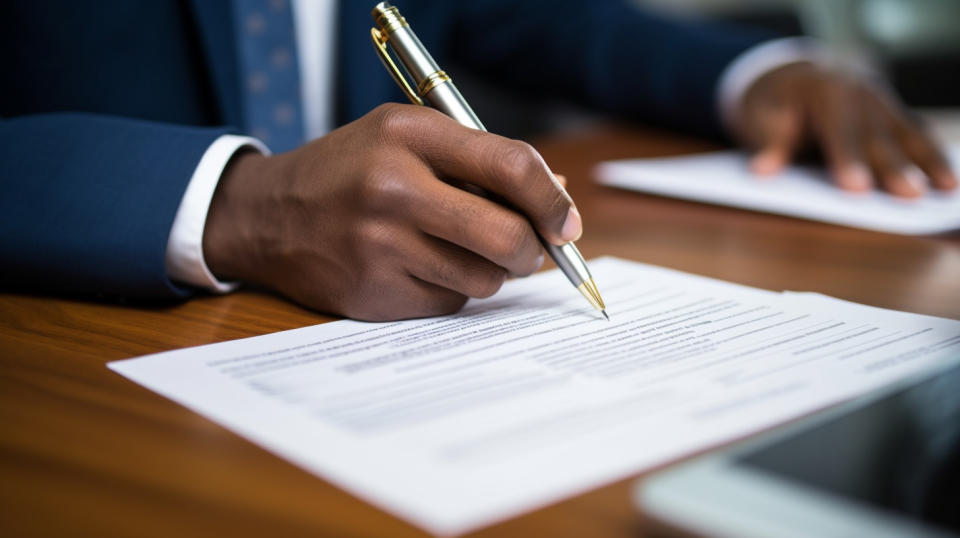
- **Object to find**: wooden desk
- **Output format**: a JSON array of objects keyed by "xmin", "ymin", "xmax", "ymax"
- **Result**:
[{"xmin": 2, "ymin": 126, "xmax": 958, "ymax": 538}]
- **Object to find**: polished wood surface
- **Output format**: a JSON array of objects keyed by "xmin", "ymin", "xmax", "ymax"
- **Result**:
[{"xmin": 2, "ymin": 125, "xmax": 958, "ymax": 538}]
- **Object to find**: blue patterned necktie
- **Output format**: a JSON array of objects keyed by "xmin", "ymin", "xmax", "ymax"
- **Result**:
[{"xmin": 232, "ymin": 0, "xmax": 305, "ymax": 153}]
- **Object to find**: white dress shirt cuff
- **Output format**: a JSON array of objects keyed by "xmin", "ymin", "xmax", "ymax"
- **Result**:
[
  {"xmin": 165, "ymin": 134, "xmax": 271, "ymax": 293},
  {"xmin": 717, "ymin": 37, "xmax": 825, "ymax": 136}
]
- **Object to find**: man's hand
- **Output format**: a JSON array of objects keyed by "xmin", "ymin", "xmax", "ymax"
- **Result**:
[
  {"xmin": 739, "ymin": 62, "xmax": 958, "ymax": 198},
  {"xmin": 202, "ymin": 103, "xmax": 581, "ymax": 321}
]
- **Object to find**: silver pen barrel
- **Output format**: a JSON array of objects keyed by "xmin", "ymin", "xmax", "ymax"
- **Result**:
[
  {"xmin": 371, "ymin": 2, "xmax": 608, "ymax": 319},
  {"xmin": 383, "ymin": 31, "xmax": 484, "ymax": 127}
]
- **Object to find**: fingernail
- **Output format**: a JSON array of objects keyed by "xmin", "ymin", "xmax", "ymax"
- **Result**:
[
  {"xmin": 751, "ymin": 151, "xmax": 781, "ymax": 176},
  {"xmin": 936, "ymin": 170, "xmax": 958, "ymax": 190},
  {"xmin": 841, "ymin": 163, "xmax": 871, "ymax": 191},
  {"xmin": 535, "ymin": 252, "xmax": 545, "ymax": 270},
  {"xmin": 902, "ymin": 166, "xmax": 927, "ymax": 195},
  {"xmin": 560, "ymin": 206, "xmax": 582, "ymax": 243}
]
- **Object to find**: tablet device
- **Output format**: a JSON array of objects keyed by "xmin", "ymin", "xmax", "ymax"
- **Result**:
[{"xmin": 636, "ymin": 359, "xmax": 960, "ymax": 537}]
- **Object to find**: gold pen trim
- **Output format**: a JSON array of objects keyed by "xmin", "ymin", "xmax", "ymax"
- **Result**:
[
  {"xmin": 417, "ymin": 70, "xmax": 451, "ymax": 97},
  {"xmin": 370, "ymin": 28, "xmax": 423, "ymax": 106},
  {"xmin": 576, "ymin": 278, "xmax": 606, "ymax": 312},
  {"xmin": 373, "ymin": 5, "xmax": 408, "ymax": 36}
]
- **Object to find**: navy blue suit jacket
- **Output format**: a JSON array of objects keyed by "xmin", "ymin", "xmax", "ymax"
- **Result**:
[{"xmin": 0, "ymin": 0, "xmax": 770, "ymax": 300}]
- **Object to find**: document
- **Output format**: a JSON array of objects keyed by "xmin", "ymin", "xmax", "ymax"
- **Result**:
[
  {"xmin": 595, "ymin": 147, "xmax": 960, "ymax": 235},
  {"xmin": 109, "ymin": 258, "xmax": 960, "ymax": 535}
]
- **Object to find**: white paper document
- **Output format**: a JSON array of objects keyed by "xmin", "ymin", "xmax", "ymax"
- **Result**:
[
  {"xmin": 595, "ymin": 148, "xmax": 960, "ymax": 235},
  {"xmin": 109, "ymin": 258, "xmax": 960, "ymax": 535}
]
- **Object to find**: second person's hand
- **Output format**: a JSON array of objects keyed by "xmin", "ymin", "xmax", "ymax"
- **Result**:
[{"xmin": 739, "ymin": 62, "xmax": 958, "ymax": 198}]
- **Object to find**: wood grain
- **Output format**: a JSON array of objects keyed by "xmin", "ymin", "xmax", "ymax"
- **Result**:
[{"xmin": 2, "ymin": 125, "xmax": 957, "ymax": 538}]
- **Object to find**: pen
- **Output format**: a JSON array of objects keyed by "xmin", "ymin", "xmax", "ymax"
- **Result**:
[{"xmin": 370, "ymin": 1, "xmax": 609, "ymax": 320}]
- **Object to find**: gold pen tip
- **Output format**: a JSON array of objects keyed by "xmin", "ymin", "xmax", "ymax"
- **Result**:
[
  {"xmin": 576, "ymin": 278, "xmax": 608, "ymax": 317},
  {"xmin": 601, "ymin": 310, "xmax": 610, "ymax": 321}
]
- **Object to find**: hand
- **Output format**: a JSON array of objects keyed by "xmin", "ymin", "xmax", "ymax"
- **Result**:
[
  {"xmin": 202, "ymin": 103, "xmax": 581, "ymax": 321},
  {"xmin": 739, "ymin": 62, "xmax": 958, "ymax": 198}
]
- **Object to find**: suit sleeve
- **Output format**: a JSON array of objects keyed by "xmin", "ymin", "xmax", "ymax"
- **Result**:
[
  {"xmin": 0, "ymin": 113, "xmax": 231, "ymax": 300},
  {"xmin": 446, "ymin": 0, "xmax": 777, "ymax": 137}
]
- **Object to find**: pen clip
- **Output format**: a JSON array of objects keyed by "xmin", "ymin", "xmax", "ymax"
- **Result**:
[{"xmin": 370, "ymin": 28, "xmax": 423, "ymax": 106}]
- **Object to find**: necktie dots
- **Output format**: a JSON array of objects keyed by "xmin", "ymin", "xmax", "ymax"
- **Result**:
[
  {"xmin": 235, "ymin": 0, "xmax": 303, "ymax": 152},
  {"xmin": 270, "ymin": 47, "xmax": 292, "ymax": 70},
  {"xmin": 246, "ymin": 13, "xmax": 266, "ymax": 36},
  {"xmin": 248, "ymin": 72, "xmax": 268, "ymax": 94},
  {"xmin": 273, "ymin": 102, "xmax": 295, "ymax": 126}
]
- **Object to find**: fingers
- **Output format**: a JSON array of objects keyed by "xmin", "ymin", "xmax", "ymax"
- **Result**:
[
  {"xmin": 371, "ymin": 103, "xmax": 579, "ymax": 245},
  {"xmin": 354, "ymin": 147, "xmax": 543, "ymax": 279},
  {"xmin": 744, "ymin": 69, "xmax": 955, "ymax": 197},
  {"xmin": 859, "ymin": 92, "xmax": 941, "ymax": 197},
  {"xmin": 892, "ymin": 121, "xmax": 959, "ymax": 191},
  {"xmin": 808, "ymin": 81, "xmax": 873, "ymax": 192},
  {"xmin": 805, "ymin": 80, "xmax": 956, "ymax": 197},
  {"xmin": 355, "ymin": 275, "xmax": 469, "ymax": 321},
  {"xmin": 403, "ymin": 279, "xmax": 470, "ymax": 319},
  {"xmin": 748, "ymin": 103, "xmax": 803, "ymax": 177},
  {"xmin": 410, "ymin": 174, "xmax": 545, "ymax": 277},
  {"xmin": 863, "ymin": 128, "xmax": 927, "ymax": 198},
  {"xmin": 739, "ymin": 63, "xmax": 805, "ymax": 176},
  {"xmin": 434, "ymin": 132, "xmax": 578, "ymax": 245},
  {"xmin": 357, "ymin": 231, "xmax": 513, "ymax": 321},
  {"xmin": 405, "ymin": 234, "xmax": 512, "ymax": 300}
]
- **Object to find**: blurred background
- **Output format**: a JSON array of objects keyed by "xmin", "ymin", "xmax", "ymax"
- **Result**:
[{"xmin": 462, "ymin": 0, "xmax": 960, "ymax": 142}]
